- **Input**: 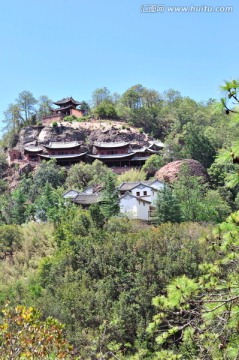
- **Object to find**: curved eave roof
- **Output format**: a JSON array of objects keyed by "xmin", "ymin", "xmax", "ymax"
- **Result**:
[
  {"xmin": 88, "ymin": 153, "xmax": 134, "ymax": 160},
  {"xmin": 131, "ymin": 156, "xmax": 150, "ymax": 161},
  {"xmin": 53, "ymin": 97, "xmax": 82, "ymax": 106},
  {"xmin": 44, "ymin": 141, "xmax": 82, "ymax": 149},
  {"xmin": 52, "ymin": 105, "xmax": 76, "ymax": 111},
  {"xmin": 94, "ymin": 142, "xmax": 130, "ymax": 149},
  {"xmin": 39, "ymin": 153, "xmax": 87, "ymax": 160},
  {"xmin": 24, "ymin": 147, "xmax": 43, "ymax": 153}
]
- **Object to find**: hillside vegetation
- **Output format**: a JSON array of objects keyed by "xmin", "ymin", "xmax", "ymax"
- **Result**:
[{"xmin": 0, "ymin": 81, "xmax": 239, "ymax": 358}]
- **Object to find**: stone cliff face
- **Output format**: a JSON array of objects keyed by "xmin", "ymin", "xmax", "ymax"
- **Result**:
[{"xmin": 18, "ymin": 120, "xmax": 150, "ymax": 150}]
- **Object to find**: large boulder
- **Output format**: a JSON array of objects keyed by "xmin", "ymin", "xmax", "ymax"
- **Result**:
[{"xmin": 155, "ymin": 159, "xmax": 208, "ymax": 183}]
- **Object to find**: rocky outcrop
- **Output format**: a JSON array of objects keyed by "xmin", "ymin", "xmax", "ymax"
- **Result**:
[
  {"xmin": 155, "ymin": 159, "xmax": 208, "ymax": 183},
  {"xmin": 18, "ymin": 121, "xmax": 150, "ymax": 150},
  {"xmin": 18, "ymin": 127, "xmax": 40, "ymax": 149}
]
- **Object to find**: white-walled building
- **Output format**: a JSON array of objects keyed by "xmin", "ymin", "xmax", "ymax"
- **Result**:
[{"xmin": 120, "ymin": 193, "xmax": 152, "ymax": 221}]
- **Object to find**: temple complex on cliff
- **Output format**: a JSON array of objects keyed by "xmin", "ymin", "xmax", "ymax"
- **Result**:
[
  {"xmin": 42, "ymin": 97, "xmax": 85, "ymax": 124},
  {"xmin": 9, "ymin": 140, "xmax": 164, "ymax": 171}
]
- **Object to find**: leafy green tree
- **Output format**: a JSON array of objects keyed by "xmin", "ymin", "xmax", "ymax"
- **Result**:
[
  {"xmin": 142, "ymin": 154, "xmax": 164, "ymax": 175},
  {"xmin": 89, "ymin": 203, "xmax": 105, "ymax": 229},
  {"xmin": 117, "ymin": 168, "xmax": 147, "ymax": 184},
  {"xmin": 121, "ymin": 84, "xmax": 145, "ymax": 109},
  {"xmin": 92, "ymin": 87, "xmax": 111, "ymax": 107},
  {"xmin": 3, "ymin": 103, "xmax": 23, "ymax": 132},
  {"xmin": 101, "ymin": 173, "xmax": 120, "ymax": 219},
  {"xmin": 66, "ymin": 160, "xmax": 113, "ymax": 190},
  {"xmin": 182, "ymin": 124, "xmax": 216, "ymax": 168},
  {"xmin": 34, "ymin": 183, "xmax": 65, "ymax": 223},
  {"xmin": 154, "ymin": 185, "xmax": 182, "ymax": 224},
  {"xmin": 94, "ymin": 100, "xmax": 118, "ymax": 119},
  {"xmin": 16, "ymin": 90, "xmax": 38, "ymax": 124},
  {"xmin": 10, "ymin": 188, "xmax": 27, "ymax": 225},
  {"xmin": 33, "ymin": 159, "xmax": 67, "ymax": 193},
  {"xmin": 79, "ymin": 100, "xmax": 90, "ymax": 114},
  {"xmin": 0, "ymin": 225, "xmax": 21, "ymax": 257},
  {"xmin": 0, "ymin": 152, "xmax": 7, "ymax": 179},
  {"xmin": 37, "ymin": 95, "xmax": 52, "ymax": 120}
]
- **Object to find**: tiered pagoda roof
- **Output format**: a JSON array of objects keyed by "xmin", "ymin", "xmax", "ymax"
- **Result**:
[{"xmin": 53, "ymin": 97, "xmax": 82, "ymax": 107}]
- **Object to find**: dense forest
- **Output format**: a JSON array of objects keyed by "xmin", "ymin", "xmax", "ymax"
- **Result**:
[{"xmin": 0, "ymin": 81, "xmax": 239, "ymax": 359}]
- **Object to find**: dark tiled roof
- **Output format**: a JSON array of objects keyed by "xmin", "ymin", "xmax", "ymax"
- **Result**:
[
  {"xmin": 53, "ymin": 97, "xmax": 82, "ymax": 106},
  {"xmin": 24, "ymin": 146, "xmax": 43, "ymax": 153},
  {"xmin": 118, "ymin": 181, "xmax": 151, "ymax": 191},
  {"xmin": 53, "ymin": 105, "xmax": 75, "ymax": 111},
  {"xmin": 39, "ymin": 153, "xmax": 87, "ymax": 160},
  {"xmin": 44, "ymin": 141, "xmax": 82, "ymax": 149},
  {"xmin": 88, "ymin": 153, "xmax": 134, "ymax": 160},
  {"xmin": 94, "ymin": 142, "xmax": 129, "ymax": 148},
  {"xmin": 73, "ymin": 194, "xmax": 101, "ymax": 205}
]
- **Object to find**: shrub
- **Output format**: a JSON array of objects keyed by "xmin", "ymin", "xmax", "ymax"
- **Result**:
[{"xmin": 52, "ymin": 121, "xmax": 58, "ymax": 127}]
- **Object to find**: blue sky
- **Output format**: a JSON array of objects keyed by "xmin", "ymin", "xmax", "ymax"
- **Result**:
[{"xmin": 0, "ymin": 0, "xmax": 238, "ymax": 129}]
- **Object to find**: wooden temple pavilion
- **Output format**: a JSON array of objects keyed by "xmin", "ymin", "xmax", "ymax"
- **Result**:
[
  {"xmin": 42, "ymin": 97, "xmax": 85, "ymax": 124},
  {"xmin": 38, "ymin": 141, "xmax": 87, "ymax": 165},
  {"xmin": 24, "ymin": 146, "xmax": 43, "ymax": 161},
  {"xmin": 88, "ymin": 142, "xmax": 135, "ymax": 170},
  {"xmin": 87, "ymin": 141, "xmax": 159, "ymax": 172}
]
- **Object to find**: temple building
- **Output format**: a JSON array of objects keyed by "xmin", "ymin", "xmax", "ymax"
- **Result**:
[
  {"xmin": 24, "ymin": 146, "xmax": 43, "ymax": 161},
  {"xmin": 88, "ymin": 141, "xmax": 161, "ymax": 173},
  {"xmin": 38, "ymin": 141, "xmax": 87, "ymax": 165},
  {"xmin": 42, "ymin": 97, "xmax": 85, "ymax": 124},
  {"xmin": 130, "ymin": 146, "xmax": 158, "ymax": 167},
  {"xmin": 88, "ymin": 142, "xmax": 135, "ymax": 172},
  {"xmin": 9, "ymin": 138, "xmax": 164, "ymax": 171}
]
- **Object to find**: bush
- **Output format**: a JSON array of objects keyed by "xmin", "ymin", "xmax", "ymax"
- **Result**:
[{"xmin": 52, "ymin": 121, "xmax": 58, "ymax": 127}]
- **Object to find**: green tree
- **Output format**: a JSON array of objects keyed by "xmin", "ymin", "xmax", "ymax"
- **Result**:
[
  {"xmin": 154, "ymin": 185, "xmax": 182, "ymax": 224},
  {"xmin": 89, "ymin": 203, "xmax": 105, "ymax": 229},
  {"xmin": 0, "ymin": 225, "xmax": 21, "ymax": 258},
  {"xmin": 37, "ymin": 95, "xmax": 52, "ymax": 120},
  {"xmin": 101, "ymin": 173, "xmax": 120, "ymax": 219},
  {"xmin": 10, "ymin": 188, "xmax": 27, "ymax": 225},
  {"xmin": 182, "ymin": 124, "xmax": 216, "ymax": 168},
  {"xmin": 92, "ymin": 87, "xmax": 111, "ymax": 107},
  {"xmin": 142, "ymin": 154, "xmax": 164, "ymax": 175},
  {"xmin": 16, "ymin": 90, "xmax": 38, "ymax": 124},
  {"xmin": 3, "ymin": 103, "xmax": 23, "ymax": 132},
  {"xmin": 33, "ymin": 159, "xmax": 67, "ymax": 194},
  {"xmin": 172, "ymin": 168, "xmax": 210, "ymax": 222},
  {"xmin": 146, "ymin": 211, "xmax": 239, "ymax": 359},
  {"xmin": 66, "ymin": 160, "xmax": 113, "ymax": 190},
  {"xmin": 117, "ymin": 168, "xmax": 147, "ymax": 184},
  {"xmin": 94, "ymin": 100, "xmax": 117, "ymax": 119}
]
